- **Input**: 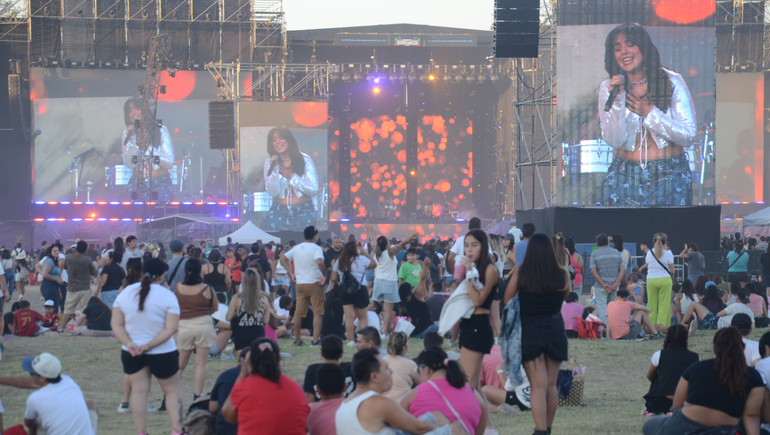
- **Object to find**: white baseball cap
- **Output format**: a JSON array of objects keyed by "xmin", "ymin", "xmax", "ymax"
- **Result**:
[
  {"xmin": 22, "ymin": 353, "xmax": 62, "ymax": 378},
  {"xmin": 43, "ymin": 300, "xmax": 55, "ymax": 307}
]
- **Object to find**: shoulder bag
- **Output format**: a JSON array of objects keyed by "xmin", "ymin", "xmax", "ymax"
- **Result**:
[
  {"xmin": 650, "ymin": 252, "xmax": 673, "ymax": 277},
  {"xmin": 427, "ymin": 381, "xmax": 472, "ymax": 435},
  {"xmin": 728, "ymin": 251, "xmax": 745, "ymax": 270}
]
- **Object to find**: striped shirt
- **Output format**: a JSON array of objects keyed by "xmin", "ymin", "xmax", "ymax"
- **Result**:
[{"xmin": 589, "ymin": 246, "xmax": 623, "ymax": 286}]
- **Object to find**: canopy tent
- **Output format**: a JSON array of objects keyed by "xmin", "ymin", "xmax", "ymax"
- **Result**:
[
  {"xmin": 742, "ymin": 207, "xmax": 770, "ymax": 227},
  {"xmin": 139, "ymin": 214, "xmax": 237, "ymax": 245},
  {"xmin": 219, "ymin": 220, "xmax": 280, "ymax": 245}
]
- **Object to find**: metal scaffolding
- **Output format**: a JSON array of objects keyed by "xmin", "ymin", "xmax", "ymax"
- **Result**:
[{"xmin": 512, "ymin": 0, "xmax": 557, "ymax": 211}]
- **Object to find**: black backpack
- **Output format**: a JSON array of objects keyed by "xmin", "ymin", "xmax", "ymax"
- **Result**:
[
  {"xmin": 429, "ymin": 254, "xmax": 442, "ymax": 282},
  {"xmin": 320, "ymin": 285, "xmax": 346, "ymax": 339}
]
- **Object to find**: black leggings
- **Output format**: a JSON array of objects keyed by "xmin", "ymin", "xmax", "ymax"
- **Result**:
[{"xmin": 645, "ymin": 396, "xmax": 673, "ymax": 415}]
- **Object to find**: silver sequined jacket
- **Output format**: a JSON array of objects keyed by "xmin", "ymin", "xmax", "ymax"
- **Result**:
[
  {"xmin": 599, "ymin": 68, "xmax": 697, "ymax": 151},
  {"xmin": 264, "ymin": 152, "xmax": 319, "ymax": 200},
  {"xmin": 121, "ymin": 125, "xmax": 175, "ymax": 171}
]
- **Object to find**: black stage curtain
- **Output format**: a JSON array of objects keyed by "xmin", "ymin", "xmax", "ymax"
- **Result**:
[
  {"xmin": 191, "ymin": 22, "xmax": 219, "ymax": 64},
  {"xmin": 221, "ymin": 22, "xmax": 251, "ymax": 63}
]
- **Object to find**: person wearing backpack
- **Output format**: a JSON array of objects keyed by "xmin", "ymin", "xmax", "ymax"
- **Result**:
[{"xmin": 330, "ymin": 242, "xmax": 376, "ymax": 347}]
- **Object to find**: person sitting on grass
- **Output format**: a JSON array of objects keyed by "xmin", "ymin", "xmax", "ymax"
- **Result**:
[
  {"xmin": 307, "ymin": 364, "xmax": 347, "ymax": 435},
  {"xmin": 561, "ymin": 292, "xmax": 583, "ymax": 339},
  {"xmin": 731, "ymin": 313, "xmax": 761, "ymax": 367},
  {"xmin": 718, "ymin": 288, "xmax": 755, "ymax": 330},
  {"xmin": 41, "ymin": 300, "xmax": 59, "ymax": 332},
  {"xmin": 481, "ymin": 363, "xmax": 530, "ymax": 415},
  {"xmin": 627, "ymin": 275, "xmax": 646, "ymax": 305},
  {"xmin": 73, "ymin": 297, "xmax": 113, "ymax": 337},
  {"xmin": 725, "ymin": 282, "xmax": 741, "ymax": 306},
  {"xmin": 382, "ymin": 332, "xmax": 420, "ymax": 402},
  {"xmin": 3, "ymin": 302, "xmax": 19, "ymax": 335},
  {"xmin": 642, "ymin": 324, "xmax": 699, "ymax": 417},
  {"xmin": 642, "ymin": 327, "xmax": 765, "ymax": 435},
  {"xmin": 398, "ymin": 262, "xmax": 440, "ymax": 339},
  {"xmin": 12, "ymin": 301, "xmax": 46, "ymax": 337},
  {"xmin": 354, "ymin": 326, "xmax": 387, "ymax": 356},
  {"xmin": 303, "ymin": 335, "xmax": 354, "ymax": 403},
  {"xmin": 606, "ymin": 289, "xmax": 666, "ymax": 340},
  {"xmin": 209, "ymin": 346, "xmax": 249, "ymax": 435},
  {"xmin": 674, "ymin": 280, "xmax": 697, "ymax": 325},
  {"xmin": 680, "ymin": 282, "xmax": 725, "ymax": 335},
  {"xmin": 400, "ymin": 346, "xmax": 489, "ymax": 435}
]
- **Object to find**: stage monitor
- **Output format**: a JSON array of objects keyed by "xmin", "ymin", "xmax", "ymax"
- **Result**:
[
  {"xmin": 31, "ymin": 68, "xmax": 227, "ymax": 203},
  {"xmin": 239, "ymin": 102, "xmax": 329, "ymax": 232},
  {"xmin": 555, "ymin": 1, "xmax": 716, "ymax": 207}
]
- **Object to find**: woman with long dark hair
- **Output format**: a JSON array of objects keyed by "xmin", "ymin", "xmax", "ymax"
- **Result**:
[
  {"xmin": 565, "ymin": 237, "xmax": 584, "ymax": 298},
  {"xmin": 263, "ymin": 126, "xmax": 319, "ymax": 231},
  {"xmin": 121, "ymin": 95, "xmax": 175, "ymax": 202},
  {"xmin": 330, "ymin": 241, "xmax": 376, "ymax": 344},
  {"xmin": 98, "ymin": 237, "xmax": 128, "ymax": 272},
  {"xmin": 504, "ymin": 233, "xmax": 571, "ymax": 435},
  {"xmin": 643, "ymin": 327, "xmax": 765, "ymax": 435},
  {"xmin": 97, "ymin": 250, "xmax": 125, "ymax": 308},
  {"xmin": 40, "ymin": 245, "xmax": 64, "ymax": 315},
  {"xmin": 270, "ymin": 245, "xmax": 290, "ymax": 294},
  {"xmin": 111, "ymin": 258, "xmax": 185, "ymax": 435},
  {"xmin": 175, "ymin": 258, "xmax": 218, "ymax": 399},
  {"xmin": 202, "ymin": 249, "xmax": 231, "ymax": 298},
  {"xmin": 222, "ymin": 338, "xmax": 309, "ymax": 434},
  {"xmin": 455, "ymin": 229, "xmax": 498, "ymax": 390},
  {"xmin": 675, "ymin": 279, "xmax": 697, "ymax": 324},
  {"xmin": 74, "ymin": 296, "xmax": 113, "ymax": 337},
  {"xmin": 401, "ymin": 346, "xmax": 489, "ymax": 435},
  {"xmin": 643, "ymin": 324, "xmax": 699, "ymax": 416},
  {"xmin": 599, "ymin": 23, "xmax": 697, "ymax": 206},
  {"xmin": 225, "ymin": 248, "xmax": 242, "ymax": 296}
]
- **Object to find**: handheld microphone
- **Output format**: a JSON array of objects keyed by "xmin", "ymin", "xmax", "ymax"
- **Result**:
[{"xmin": 604, "ymin": 74, "xmax": 626, "ymax": 112}]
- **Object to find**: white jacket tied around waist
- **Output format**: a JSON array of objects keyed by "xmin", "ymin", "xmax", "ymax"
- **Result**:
[{"xmin": 438, "ymin": 266, "xmax": 483, "ymax": 335}]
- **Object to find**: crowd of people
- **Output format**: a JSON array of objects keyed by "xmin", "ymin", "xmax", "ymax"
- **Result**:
[{"xmin": 4, "ymin": 222, "xmax": 770, "ymax": 435}]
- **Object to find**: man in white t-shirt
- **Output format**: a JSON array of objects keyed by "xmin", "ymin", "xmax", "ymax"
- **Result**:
[
  {"xmin": 281, "ymin": 226, "xmax": 327, "ymax": 346},
  {"xmin": 731, "ymin": 313, "xmax": 761, "ymax": 366},
  {"xmin": 19, "ymin": 352, "xmax": 97, "ymax": 435},
  {"xmin": 717, "ymin": 289, "xmax": 756, "ymax": 330}
]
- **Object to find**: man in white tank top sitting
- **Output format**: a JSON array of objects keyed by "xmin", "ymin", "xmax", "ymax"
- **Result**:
[{"xmin": 336, "ymin": 348, "xmax": 463, "ymax": 435}]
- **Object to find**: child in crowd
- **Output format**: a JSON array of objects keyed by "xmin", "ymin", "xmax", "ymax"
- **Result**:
[
  {"xmin": 41, "ymin": 300, "xmax": 59, "ymax": 331},
  {"xmin": 307, "ymin": 364, "xmax": 347, "ymax": 435},
  {"xmin": 12, "ymin": 301, "xmax": 45, "ymax": 337},
  {"xmin": 398, "ymin": 248, "xmax": 423, "ymax": 290},
  {"xmin": 3, "ymin": 302, "xmax": 19, "ymax": 335},
  {"xmin": 561, "ymin": 292, "xmax": 583, "ymax": 339},
  {"xmin": 628, "ymin": 275, "xmax": 646, "ymax": 305}
]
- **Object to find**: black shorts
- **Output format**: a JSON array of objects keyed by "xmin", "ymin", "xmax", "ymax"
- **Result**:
[
  {"xmin": 233, "ymin": 326, "xmax": 265, "ymax": 351},
  {"xmin": 493, "ymin": 279, "xmax": 505, "ymax": 301},
  {"xmin": 505, "ymin": 391, "xmax": 530, "ymax": 410},
  {"xmin": 459, "ymin": 314, "xmax": 494, "ymax": 354},
  {"xmin": 121, "ymin": 349, "xmax": 179, "ymax": 379},
  {"xmin": 521, "ymin": 314, "xmax": 568, "ymax": 363},
  {"xmin": 728, "ymin": 272, "xmax": 750, "ymax": 284},
  {"xmin": 340, "ymin": 286, "xmax": 370, "ymax": 309}
]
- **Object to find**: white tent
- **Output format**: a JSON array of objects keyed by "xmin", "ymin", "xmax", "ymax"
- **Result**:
[
  {"xmin": 743, "ymin": 207, "xmax": 770, "ymax": 227},
  {"xmin": 219, "ymin": 221, "xmax": 281, "ymax": 245}
]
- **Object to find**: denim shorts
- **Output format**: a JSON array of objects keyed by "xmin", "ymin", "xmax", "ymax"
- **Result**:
[
  {"xmin": 372, "ymin": 279, "xmax": 400, "ymax": 304},
  {"xmin": 273, "ymin": 274, "xmax": 290, "ymax": 287},
  {"xmin": 365, "ymin": 269, "xmax": 375, "ymax": 284},
  {"xmin": 442, "ymin": 276, "xmax": 453, "ymax": 285},
  {"xmin": 697, "ymin": 312, "xmax": 718, "ymax": 330}
]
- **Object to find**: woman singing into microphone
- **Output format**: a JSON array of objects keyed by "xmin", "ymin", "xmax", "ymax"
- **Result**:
[
  {"xmin": 121, "ymin": 95, "xmax": 175, "ymax": 202},
  {"xmin": 599, "ymin": 23, "xmax": 696, "ymax": 206},
  {"xmin": 263, "ymin": 126, "xmax": 319, "ymax": 231}
]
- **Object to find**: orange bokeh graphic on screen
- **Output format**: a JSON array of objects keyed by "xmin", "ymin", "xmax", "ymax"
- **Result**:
[
  {"xmin": 293, "ymin": 102, "xmax": 327, "ymax": 127},
  {"xmin": 651, "ymin": 0, "xmax": 715, "ymax": 24},
  {"xmin": 158, "ymin": 71, "xmax": 195, "ymax": 101}
]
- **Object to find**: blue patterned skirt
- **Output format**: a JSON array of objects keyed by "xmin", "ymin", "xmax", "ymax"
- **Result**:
[
  {"xmin": 264, "ymin": 201, "xmax": 316, "ymax": 232},
  {"xmin": 600, "ymin": 153, "xmax": 692, "ymax": 206}
]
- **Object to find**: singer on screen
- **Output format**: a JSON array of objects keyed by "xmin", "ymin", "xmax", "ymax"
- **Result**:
[
  {"xmin": 599, "ymin": 23, "xmax": 696, "ymax": 206},
  {"xmin": 121, "ymin": 95, "xmax": 175, "ymax": 201},
  {"xmin": 263, "ymin": 126, "xmax": 319, "ymax": 231}
]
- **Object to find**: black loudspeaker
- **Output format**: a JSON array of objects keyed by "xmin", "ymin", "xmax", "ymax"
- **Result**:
[
  {"xmin": 8, "ymin": 74, "xmax": 29, "ymax": 141},
  {"xmin": 208, "ymin": 100, "xmax": 236, "ymax": 149},
  {"xmin": 493, "ymin": 0, "xmax": 540, "ymax": 58}
]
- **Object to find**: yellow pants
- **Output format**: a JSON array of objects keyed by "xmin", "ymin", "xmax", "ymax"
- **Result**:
[{"xmin": 647, "ymin": 277, "xmax": 673, "ymax": 326}]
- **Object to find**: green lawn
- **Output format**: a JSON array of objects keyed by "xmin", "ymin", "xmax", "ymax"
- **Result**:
[{"xmin": 0, "ymin": 286, "xmax": 737, "ymax": 434}]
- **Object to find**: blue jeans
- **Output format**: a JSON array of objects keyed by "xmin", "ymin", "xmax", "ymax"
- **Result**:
[
  {"xmin": 593, "ymin": 285, "xmax": 615, "ymax": 324},
  {"xmin": 687, "ymin": 274, "xmax": 701, "ymax": 284},
  {"xmin": 412, "ymin": 323, "xmax": 439, "ymax": 339},
  {"xmin": 40, "ymin": 279, "xmax": 62, "ymax": 314},
  {"xmin": 100, "ymin": 289, "xmax": 119, "ymax": 308},
  {"xmin": 4, "ymin": 269, "xmax": 14, "ymax": 297}
]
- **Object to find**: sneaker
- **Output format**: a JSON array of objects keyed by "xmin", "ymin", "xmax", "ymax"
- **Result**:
[
  {"xmin": 497, "ymin": 403, "xmax": 517, "ymax": 414},
  {"xmin": 147, "ymin": 405, "xmax": 156, "ymax": 413},
  {"xmin": 117, "ymin": 402, "xmax": 130, "ymax": 413},
  {"xmin": 380, "ymin": 333, "xmax": 389, "ymax": 341},
  {"xmin": 294, "ymin": 340, "xmax": 307, "ymax": 347},
  {"xmin": 346, "ymin": 340, "xmax": 357, "ymax": 347},
  {"xmin": 650, "ymin": 333, "xmax": 664, "ymax": 340},
  {"xmin": 310, "ymin": 340, "xmax": 321, "ymax": 347}
]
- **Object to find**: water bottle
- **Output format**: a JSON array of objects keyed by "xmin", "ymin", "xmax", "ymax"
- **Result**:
[{"xmin": 218, "ymin": 354, "xmax": 234, "ymax": 361}]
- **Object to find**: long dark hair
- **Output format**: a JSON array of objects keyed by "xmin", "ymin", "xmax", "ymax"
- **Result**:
[
  {"xmin": 613, "ymin": 235, "xmax": 624, "ymax": 252},
  {"xmin": 87, "ymin": 296, "xmax": 111, "ymax": 312},
  {"xmin": 464, "ymin": 230, "xmax": 492, "ymax": 286},
  {"xmin": 250, "ymin": 338, "xmax": 281, "ymax": 383},
  {"xmin": 565, "ymin": 237, "xmax": 576, "ymax": 256},
  {"xmin": 663, "ymin": 324, "xmax": 689, "ymax": 350},
  {"xmin": 138, "ymin": 258, "xmax": 168, "ymax": 312},
  {"xmin": 337, "ymin": 241, "xmax": 359, "ymax": 272},
  {"xmin": 714, "ymin": 327, "xmax": 748, "ymax": 396},
  {"xmin": 182, "ymin": 258, "xmax": 203, "ymax": 286},
  {"xmin": 417, "ymin": 347, "xmax": 466, "ymax": 389},
  {"xmin": 266, "ymin": 126, "xmax": 306, "ymax": 177},
  {"xmin": 376, "ymin": 235, "xmax": 389, "ymax": 259},
  {"xmin": 680, "ymin": 279, "xmax": 695, "ymax": 301},
  {"xmin": 734, "ymin": 241, "xmax": 744, "ymax": 253},
  {"xmin": 113, "ymin": 237, "xmax": 125, "ymax": 260},
  {"xmin": 702, "ymin": 284, "xmax": 725, "ymax": 311},
  {"xmin": 125, "ymin": 258, "xmax": 143, "ymax": 286},
  {"xmin": 208, "ymin": 249, "xmax": 222, "ymax": 264},
  {"xmin": 604, "ymin": 23, "xmax": 673, "ymax": 112},
  {"xmin": 109, "ymin": 249, "xmax": 124, "ymax": 266},
  {"xmin": 123, "ymin": 96, "xmax": 163, "ymax": 146},
  {"xmin": 694, "ymin": 275, "xmax": 708, "ymax": 296},
  {"xmin": 516, "ymin": 233, "xmax": 567, "ymax": 294}
]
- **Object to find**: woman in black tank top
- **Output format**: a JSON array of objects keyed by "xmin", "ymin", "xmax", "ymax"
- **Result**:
[{"xmin": 203, "ymin": 249, "xmax": 231, "ymax": 297}]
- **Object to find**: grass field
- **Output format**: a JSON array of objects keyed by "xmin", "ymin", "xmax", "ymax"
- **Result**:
[{"xmin": 0, "ymin": 286, "xmax": 738, "ymax": 435}]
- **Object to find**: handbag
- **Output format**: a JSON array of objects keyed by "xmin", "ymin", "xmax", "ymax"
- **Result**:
[{"xmin": 557, "ymin": 359, "xmax": 584, "ymax": 407}]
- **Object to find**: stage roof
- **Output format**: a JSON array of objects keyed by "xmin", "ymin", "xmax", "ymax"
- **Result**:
[{"xmin": 288, "ymin": 24, "xmax": 493, "ymax": 44}]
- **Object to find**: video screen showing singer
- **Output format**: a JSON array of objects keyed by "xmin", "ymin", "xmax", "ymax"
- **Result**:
[
  {"xmin": 263, "ymin": 126, "xmax": 319, "ymax": 231},
  {"xmin": 121, "ymin": 95, "xmax": 175, "ymax": 202},
  {"xmin": 599, "ymin": 23, "xmax": 697, "ymax": 206}
]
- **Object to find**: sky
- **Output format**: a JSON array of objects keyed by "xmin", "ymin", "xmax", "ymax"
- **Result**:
[{"xmin": 281, "ymin": 0, "xmax": 494, "ymax": 31}]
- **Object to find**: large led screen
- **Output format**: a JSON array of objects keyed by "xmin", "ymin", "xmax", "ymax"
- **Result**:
[
  {"xmin": 555, "ymin": 6, "xmax": 716, "ymax": 206},
  {"xmin": 239, "ymin": 102, "xmax": 329, "ymax": 232},
  {"xmin": 31, "ymin": 68, "xmax": 226, "ymax": 203}
]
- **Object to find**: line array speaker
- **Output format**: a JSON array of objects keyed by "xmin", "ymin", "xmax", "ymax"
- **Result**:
[
  {"xmin": 8, "ymin": 74, "xmax": 29, "ymax": 141},
  {"xmin": 208, "ymin": 100, "xmax": 236, "ymax": 150},
  {"xmin": 493, "ymin": 0, "xmax": 540, "ymax": 58}
]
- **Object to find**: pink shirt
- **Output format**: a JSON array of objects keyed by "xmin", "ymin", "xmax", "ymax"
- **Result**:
[
  {"xmin": 307, "ymin": 397, "xmax": 343, "ymax": 435},
  {"xmin": 409, "ymin": 379, "xmax": 482, "ymax": 434},
  {"xmin": 606, "ymin": 300, "xmax": 639, "ymax": 340},
  {"xmin": 561, "ymin": 302, "xmax": 584, "ymax": 332},
  {"xmin": 480, "ymin": 346, "xmax": 504, "ymax": 389},
  {"xmin": 748, "ymin": 294, "xmax": 764, "ymax": 313},
  {"xmin": 569, "ymin": 253, "xmax": 583, "ymax": 286}
]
